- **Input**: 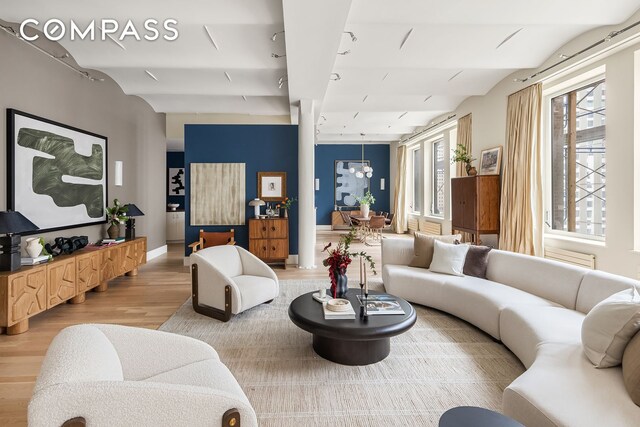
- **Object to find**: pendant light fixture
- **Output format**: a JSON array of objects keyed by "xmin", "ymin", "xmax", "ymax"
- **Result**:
[{"xmin": 349, "ymin": 141, "xmax": 373, "ymax": 179}]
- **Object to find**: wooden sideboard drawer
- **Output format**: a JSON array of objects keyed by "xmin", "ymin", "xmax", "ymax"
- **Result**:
[
  {"xmin": 47, "ymin": 258, "xmax": 77, "ymax": 308},
  {"xmin": 76, "ymin": 252, "xmax": 100, "ymax": 293},
  {"xmin": 248, "ymin": 218, "xmax": 289, "ymax": 268},
  {"xmin": 249, "ymin": 239, "xmax": 270, "ymax": 259},
  {"xmin": 1, "ymin": 267, "xmax": 47, "ymax": 326}
]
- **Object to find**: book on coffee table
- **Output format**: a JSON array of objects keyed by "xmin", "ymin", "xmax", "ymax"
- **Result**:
[
  {"xmin": 357, "ymin": 296, "xmax": 406, "ymax": 315},
  {"xmin": 322, "ymin": 302, "xmax": 356, "ymax": 320}
]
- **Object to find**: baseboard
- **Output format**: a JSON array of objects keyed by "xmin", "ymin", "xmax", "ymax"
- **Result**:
[
  {"xmin": 147, "ymin": 245, "xmax": 167, "ymax": 261},
  {"xmin": 287, "ymin": 254, "xmax": 298, "ymax": 265},
  {"xmin": 316, "ymin": 225, "xmax": 332, "ymax": 231}
]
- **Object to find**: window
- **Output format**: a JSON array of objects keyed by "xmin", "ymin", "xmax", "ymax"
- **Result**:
[
  {"xmin": 409, "ymin": 147, "xmax": 423, "ymax": 213},
  {"xmin": 550, "ymin": 79, "xmax": 606, "ymax": 237},
  {"xmin": 431, "ymin": 139, "xmax": 445, "ymax": 217}
]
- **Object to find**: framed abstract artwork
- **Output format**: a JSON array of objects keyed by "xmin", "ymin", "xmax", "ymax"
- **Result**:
[
  {"xmin": 479, "ymin": 146, "xmax": 503, "ymax": 175},
  {"xmin": 334, "ymin": 160, "xmax": 370, "ymax": 207},
  {"xmin": 258, "ymin": 171, "xmax": 286, "ymax": 201},
  {"xmin": 6, "ymin": 109, "xmax": 108, "ymax": 234},
  {"xmin": 190, "ymin": 163, "xmax": 245, "ymax": 225},
  {"xmin": 168, "ymin": 167, "xmax": 185, "ymax": 195}
]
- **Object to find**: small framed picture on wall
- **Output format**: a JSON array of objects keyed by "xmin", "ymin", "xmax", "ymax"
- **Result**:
[
  {"xmin": 258, "ymin": 171, "xmax": 286, "ymax": 201},
  {"xmin": 168, "ymin": 168, "xmax": 186, "ymax": 195},
  {"xmin": 479, "ymin": 146, "xmax": 503, "ymax": 175}
]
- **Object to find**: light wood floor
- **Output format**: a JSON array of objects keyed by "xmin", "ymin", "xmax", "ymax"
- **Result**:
[{"xmin": 0, "ymin": 231, "xmax": 401, "ymax": 426}]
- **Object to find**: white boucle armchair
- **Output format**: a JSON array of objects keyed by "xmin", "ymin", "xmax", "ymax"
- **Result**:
[
  {"xmin": 28, "ymin": 324, "xmax": 257, "ymax": 427},
  {"xmin": 190, "ymin": 245, "xmax": 279, "ymax": 322}
]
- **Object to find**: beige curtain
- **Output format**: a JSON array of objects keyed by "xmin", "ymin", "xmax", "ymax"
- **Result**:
[
  {"xmin": 456, "ymin": 114, "xmax": 472, "ymax": 177},
  {"xmin": 455, "ymin": 114, "xmax": 473, "ymax": 242},
  {"xmin": 499, "ymin": 83, "xmax": 543, "ymax": 255},
  {"xmin": 392, "ymin": 145, "xmax": 408, "ymax": 233}
]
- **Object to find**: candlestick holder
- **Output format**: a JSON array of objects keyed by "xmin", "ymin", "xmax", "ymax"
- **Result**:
[{"xmin": 359, "ymin": 281, "xmax": 365, "ymax": 318}]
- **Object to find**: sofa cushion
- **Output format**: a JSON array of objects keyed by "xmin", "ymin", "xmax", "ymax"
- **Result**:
[
  {"xmin": 438, "ymin": 276, "xmax": 560, "ymax": 339},
  {"xmin": 486, "ymin": 249, "xmax": 586, "ymax": 309},
  {"xmin": 463, "ymin": 245, "xmax": 492, "ymax": 278},
  {"xmin": 429, "ymin": 240, "xmax": 468, "ymax": 276},
  {"xmin": 622, "ymin": 331, "xmax": 640, "ymax": 406},
  {"xmin": 503, "ymin": 343, "xmax": 640, "ymax": 427},
  {"xmin": 576, "ymin": 269, "xmax": 640, "ymax": 314},
  {"xmin": 382, "ymin": 264, "xmax": 450, "ymax": 310},
  {"xmin": 408, "ymin": 233, "xmax": 461, "ymax": 268},
  {"xmin": 500, "ymin": 306, "xmax": 584, "ymax": 368},
  {"xmin": 582, "ymin": 287, "xmax": 640, "ymax": 368},
  {"xmin": 231, "ymin": 275, "xmax": 278, "ymax": 313}
]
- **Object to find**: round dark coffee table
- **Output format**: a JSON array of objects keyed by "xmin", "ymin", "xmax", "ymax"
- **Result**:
[
  {"xmin": 288, "ymin": 289, "xmax": 416, "ymax": 365},
  {"xmin": 439, "ymin": 406, "xmax": 524, "ymax": 427}
]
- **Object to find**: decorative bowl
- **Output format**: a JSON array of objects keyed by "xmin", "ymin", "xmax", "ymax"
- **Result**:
[{"xmin": 167, "ymin": 203, "xmax": 179, "ymax": 211}]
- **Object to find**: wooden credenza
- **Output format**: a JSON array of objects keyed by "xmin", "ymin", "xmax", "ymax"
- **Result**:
[
  {"xmin": 0, "ymin": 237, "xmax": 146, "ymax": 335},
  {"xmin": 451, "ymin": 176, "xmax": 500, "ymax": 244},
  {"xmin": 248, "ymin": 218, "xmax": 289, "ymax": 269}
]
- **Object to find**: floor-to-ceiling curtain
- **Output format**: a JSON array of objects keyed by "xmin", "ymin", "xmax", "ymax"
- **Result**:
[
  {"xmin": 499, "ymin": 83, "xmax": 543, "ymax": 255},
  {"xmin": 456, "ymin": 114, "xmax": 473, "ymax": 242},
  {"xmin": 392, "ymin": 145, "xmax": 408, "ymax": 233},
  {"xmin": 456, "ymin": 114, "xmax": 472, "ymax": 177}
]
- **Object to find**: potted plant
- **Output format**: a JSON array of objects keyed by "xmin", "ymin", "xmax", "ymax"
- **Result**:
[
  {"xmin": 105, "ymin": 199, "xmax": 128, "ymax": 239},
  {"xmin": 322, "ymin": 228, "xmax": 376, "ymax": 298},
  {"xmin": 451, "ymin": 144, "xmax": 477, "ymax": 176},
  {"xmin": 353, "ymin": 191, "xmax": 376, "ymax": 218},
  {"xmin": 277, "ymin": 197, "xmax": 296, "ymax": 218}
]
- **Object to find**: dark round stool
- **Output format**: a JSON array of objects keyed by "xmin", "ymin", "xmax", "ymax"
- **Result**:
[{"xmin": 439, "ymin": 406, "xmax": 524, "ymax": 427}]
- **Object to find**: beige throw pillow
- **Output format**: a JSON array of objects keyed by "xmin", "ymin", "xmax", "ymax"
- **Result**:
[
  {"xmin": 581, "ymin": 287, "xmax": 640, "ymax": 368},
  {"xmin": 622, "ymin": 330, "xmax": 640, "ymax": 406},
  {"xmin": 408, "ymin": 233, "xmax": 462, "ymax": 269}
]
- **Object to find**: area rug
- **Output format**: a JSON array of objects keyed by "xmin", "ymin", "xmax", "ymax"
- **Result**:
[{"xmin": 159, "ymin": 279, "xmax": 524, "ymax": 427}]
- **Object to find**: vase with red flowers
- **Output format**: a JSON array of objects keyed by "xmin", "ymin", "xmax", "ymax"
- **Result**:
[{"xmin": 322, "ymin": 228, "xmax": 376, "ymax": 299}]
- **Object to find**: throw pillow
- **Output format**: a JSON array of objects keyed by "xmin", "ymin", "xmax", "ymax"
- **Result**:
[
  {"xmin": 581, "ymin": 287, "xmax": 640, "ymax": 368},
  {"xmin": 408, "ymin": 233, "xmax": 461, "ymax": 269},
  {"xmin": 429, "ymin": 240, "xmax": 469, "ymax": 276},
  {"xmin": 463, "ymin": 245, "xmax": 492, "ymax": 278},
  {"xmin": 622, "ymin": 330, "xmax": 640, "ymax": 406}
]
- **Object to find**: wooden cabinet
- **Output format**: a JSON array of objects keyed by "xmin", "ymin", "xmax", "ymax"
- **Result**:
[
  {"xmin": 451, "ymin": 176, "xmax": 501, "ymax": 244},
  {"xmin": 0, "ymin": 237, "xmax": 147, "ymax": 335},
  {"xmin": 47, "ymin": 257, "xmax": 77, "ymax": 308},
  {"xmin": 76, "ymin": 251, "xmax": 100, "ymax": 293},
  {"xmin": 248, "ymin": 218, "xmax": 289, "ymax": 268},
  {"xmin": 166, "ymin": 211, "xmax": 185, "ymax": 241}
]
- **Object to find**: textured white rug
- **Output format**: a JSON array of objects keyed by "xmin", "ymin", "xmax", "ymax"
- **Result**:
[{"xmin": 159, "ymin": 279, "xmax": 524, "ymax": 427}]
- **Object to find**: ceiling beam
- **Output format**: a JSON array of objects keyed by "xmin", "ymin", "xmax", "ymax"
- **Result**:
[{"xmin": 282, "ymin": 0, "xmax": 353, "ymax": 124}]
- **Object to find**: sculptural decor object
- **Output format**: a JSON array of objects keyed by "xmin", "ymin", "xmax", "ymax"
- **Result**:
[{"xmin": 7, "ymin": 109, "xmax": 108, "ymax": 234}]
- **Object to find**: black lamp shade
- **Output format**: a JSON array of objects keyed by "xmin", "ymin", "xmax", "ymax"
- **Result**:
[
  {"xmin": 0, "ymin": 211, "xmax": 39, "ymax": 235},
  {"xmin": 124, "ymin": 204, "xmax": 145, "ymax": 217}
]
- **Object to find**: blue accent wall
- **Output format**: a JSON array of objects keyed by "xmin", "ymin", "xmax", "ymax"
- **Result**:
[
  {"xmin": 315, "ymin": 144, "xmax": 390, "ymax": 225},
  {"xmin": 184, "ymin": 124, "xmax": 299, "ymax": 256},
  {"xmin": 167, "ymin": 151, "xmax": 185, "ymax": 209}
]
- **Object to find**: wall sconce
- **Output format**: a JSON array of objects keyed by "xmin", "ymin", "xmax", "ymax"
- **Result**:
[
  {"xmin": 315, "ymin": 178, "xmax": 320, "ymax": 191},
  {"xmin": 114, "ymin": 161, "xmax": 123, "ymax": 186},
  {"xmin": 380, "ymin": 178, "xmax": 385, "ymax": 191}
]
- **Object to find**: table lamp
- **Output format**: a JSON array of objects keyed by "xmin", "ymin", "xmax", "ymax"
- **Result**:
[
  {"xmin": 0, "ymin": 211, "xmax": 39, "ymax": 271},
  {"xmin": 248, "ymin": 199, "xmax": 265, "ymax": 218},
  {"xmin": 123, "ymin": 204, "xmax": 145, "ymax": 239}
]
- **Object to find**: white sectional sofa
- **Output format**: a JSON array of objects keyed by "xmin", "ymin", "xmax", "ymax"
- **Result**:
[{"xmin": 382, "ymin": 238, "xmax": 640, "ymax": 427}]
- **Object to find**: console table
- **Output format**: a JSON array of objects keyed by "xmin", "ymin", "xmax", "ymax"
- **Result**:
[{"xmin": 0, "ymin": 237, "xmax": 147, "ymax": 335}]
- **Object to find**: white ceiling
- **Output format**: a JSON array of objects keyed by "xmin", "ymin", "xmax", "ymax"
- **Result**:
[{"xmin": 3, "ymin": 0, "xmax": 640, "ymax": 145}]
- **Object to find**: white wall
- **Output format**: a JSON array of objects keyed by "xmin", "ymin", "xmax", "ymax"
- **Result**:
[{"xmin": 406, "ymin": 14, "xmax": 640, "ymax": 278}]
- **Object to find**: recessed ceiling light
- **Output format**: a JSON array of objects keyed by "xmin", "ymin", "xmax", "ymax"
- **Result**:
[
  {"xmin": 145, "ymin": 70, "xmax": 158, "ymax": 81},
  {"xmin": 382, "ymin": 72, "xmax": 389, "ymax": 81},
  {"xmin": 353, "ymin": 112, "xmax": 359, "ymax": 119},
  {"xmin": 242, "ymin": 95, "xmax": 247, "ymax": 101},
  {"xmin": 400, "ymin": 28, "xmax": 414, "ymax": 50},
  {"xmin": 321, "ymin": 115, "xmax": 327, "ymax": 121},
  {"xmin": 558, "ymin": 53, "xmax": 569, "ymax": 59},
  {"xmin": 224, "ymin": 71, "xmax": 232, "ymax": 82},
  {"xmin": 496, "ymin": 28, "xmax": 523, "ymax": 50},
  {"xmin": 271, "ymin": 30, "xmax": 284, "ymax": 42},
  {"xmin": 203, "ymin": 25, "xmax": 220, "ymax": 50},
  {"xmin": 398, "ymin": 112, "xmax": 408, "ymax": 119},
  {"xmin": 362, "ymin": 95, "xmax": 368, "ymax": 103},
  {"xmin": 448, "ymin": 70, "xmax": 463, "ymax": 82},
  {"xmin": 271, "ymin": 53, "xmax": 286, "ymax": 58},
  {"xmin": 330, "ymin": 73, "xmax": 341, "ymax": 81},
  {"xmin": 423, "ymin": 95, "xmax": 432, "ymax": 102},
  {"xmin": 337, "ymin": 50, "xmax": 351, "ymax": 55},
  {"xmin": 344, "ymin": 31, "xmax": 357, "ymax": 42}
]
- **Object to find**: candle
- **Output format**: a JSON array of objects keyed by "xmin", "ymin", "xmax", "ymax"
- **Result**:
[
  {"xmin": 359, "ymin": 257, "xmax": 363, "ymax": 284},
  {"xmin": 364, "ymin": 263, "xmax": 368, "ymax": 294}
]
